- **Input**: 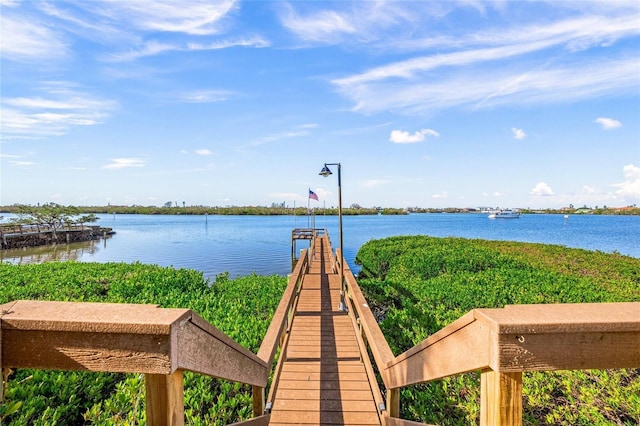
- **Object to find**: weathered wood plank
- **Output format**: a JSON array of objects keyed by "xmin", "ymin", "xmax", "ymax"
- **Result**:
[
  {"xmin": 175, "ymin": 318, "xmax": 267, "ymax": 386},
  {"xmin": 480, "ymin": 370, "xmax": 522, "ymax": 426},
  {"xmin": 385, "ymin": 415, "xmax": 437, "ymax": 426},
  {"xmin": 270, "ymin": 410, "xmax": 380, "ymax": 425},
  {"xmin": 257, "ymin": 249, "xmax": 307, "ymax": 365},
  {"xmin": 278, "ymin": 371, "xmax": 368, "ymax": 381},
  {"xmin": 228, "ymin": 414, "xmax": 271, "ymax": 426},
  {"xmin": 276, "ymin": 379, "xmax": 372, "ymax": 391},
  {"xmin": 1, "ymin": 300, "xmax": 190, "ymax": 334},
  {"xmin": 3, "ymin": 329, "xmax": 172, "ymax": 373},
  {"xmin": 385, "ymin": 315, "xmax": 491, "ymax": 388},
  {"xmin": 281, "ymin": 361, "xmax": 365, "ymax": 373},
  {"xmin": 476, "ymin": 302, "xmax": 640, "ymax": 333},
  {"xmin": 145, "ymin": 371, "xmax": 184, "ymax": 426},
  {"xmin": 269, "ymin": 235, "xmax": 380, "ymax": 425},
  {"xmin": 272, "ymin": 398, "xmax": 377, "ymax": 412}
]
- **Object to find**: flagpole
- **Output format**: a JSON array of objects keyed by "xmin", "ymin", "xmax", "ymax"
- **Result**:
[{"xmin": 307, "ymin": 188, "xmax": 310, "ymax": 228}]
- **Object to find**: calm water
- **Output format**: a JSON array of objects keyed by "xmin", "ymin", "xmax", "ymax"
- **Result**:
[{"xmin": 1, "ymin": 213, "xmax": 638, "ymax": 280}]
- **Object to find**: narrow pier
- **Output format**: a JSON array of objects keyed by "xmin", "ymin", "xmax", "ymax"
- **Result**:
[
  {"xmin": 0, "ymin": 224, "xmax": 114, "ymax": 249},
  {"xmin": 3, "ymin": 231, "xmax": 638, "ymax": 425},
  {"xmin": 269, "ymin": 236, "xmax": 380, "ymax": 425}
]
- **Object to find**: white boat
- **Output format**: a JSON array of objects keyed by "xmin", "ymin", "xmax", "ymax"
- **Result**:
[{"xmin": 488, "ymin": 210, "xmax": 520, "ymax": 219}]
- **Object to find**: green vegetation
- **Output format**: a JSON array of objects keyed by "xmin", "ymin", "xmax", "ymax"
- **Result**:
[
  {"xmin": 355, "ymin": 236, "xmax": 640, "ymax": 425},
  {"xmin": 1, "ymin": 204, "xmax": 386, "ymax": 216},
  {"xmin": 3, "ymin": 204, "xmax": 638, "ymax": 216},
  {"xmin": 2, "ymin": 237, "xmax": 639, "ymax": 424},
  {"xmin": 0, "ymin": 262, "xmax": 287, "ymax": 425},
  {"xmin": 6, "ymin": 203, "xmax": 98, "ymax": 229}
]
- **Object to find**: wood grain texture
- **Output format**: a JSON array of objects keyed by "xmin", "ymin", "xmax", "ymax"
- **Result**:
[
  {"xmin": 269, "ymin": 236, "xmax": 381, "ymax": 425},
  {"xmin": 480, "ymin": 370, "xmax": 522, "ymax": 426},
  {"xmin": 145, "ymin": 371, "xmax": 184, "ymax": 426}
]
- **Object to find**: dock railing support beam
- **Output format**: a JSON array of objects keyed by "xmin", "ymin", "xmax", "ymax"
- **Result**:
[
  {"xmin": 145, "ymin": 371, "xmax": 184, "ymax": 426},
  {"xmin": 252, "ymin": 386, "xmax": 265, "ymax": 416},
  {"xmin": 480, "ymin": 370, "xmax": 523, "ymax": 426}
]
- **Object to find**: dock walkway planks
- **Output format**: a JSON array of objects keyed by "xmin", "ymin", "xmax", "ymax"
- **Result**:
[{"xmin": 269, "ymin": 236, "xmax": 380, "ymax": 425}]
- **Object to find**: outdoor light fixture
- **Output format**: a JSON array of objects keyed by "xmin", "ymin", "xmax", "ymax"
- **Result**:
[
  {"xmin": 319, "ymin": 162, "xmax": 346, "ymax": 312},
  {"xmin": 319, "ymin": 166, "xmax": 333, "ymax": 177}
]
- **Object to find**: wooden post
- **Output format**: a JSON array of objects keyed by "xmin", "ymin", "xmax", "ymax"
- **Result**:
[
  {"xmin": 480, "ymin": 370, "xmax": 522, "ymax": 426},
  {"xmin": 252, "ymin": 385, "xmax": 265, "ymax": 416},
  {"xmin": 387, "ymin": 388, "xmax": 400, "ymax": 418},
  {"xmin": 0, "ymin": 317, "xmax": 3, "ymax": 402},
  {"xmin": 145, "ymin": 371, "xmax": 184, "ymax": 426}
]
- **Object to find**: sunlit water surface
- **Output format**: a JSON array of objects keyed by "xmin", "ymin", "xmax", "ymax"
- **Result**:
[{"xmin": 2, "ymin": 213, "xmax": 638, "ymax": 280}]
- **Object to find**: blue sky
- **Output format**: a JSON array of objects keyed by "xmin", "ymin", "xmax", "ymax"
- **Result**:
[{"xmin": 1, "ymin": 0, "xmax": 639, "ymax": 209}]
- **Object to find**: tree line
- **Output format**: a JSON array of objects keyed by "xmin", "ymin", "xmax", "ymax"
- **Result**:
[{"xmin": 1, "ymin": 204, "xmax": 408, "ymax": 217}]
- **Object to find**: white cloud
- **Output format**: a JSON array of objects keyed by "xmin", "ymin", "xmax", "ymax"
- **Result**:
[
  {"xmin": 269, "ymin": 192, "xmax": 304, "ymax": 201},
  {"xmin": 249, "ymin": 124, "xmax": 316, "ymax": 147},
  {"xmin": 280, "ymin": 7, "xmax": 356, "ymax": 44},
  {"xmin": 511, "ymin": 127, "xmax": 527, "ymax": 140},
  {"xmin": 530, "ymin": 182, "xmax": 555, "ymax": 196},
  {"xmin": 78, "ymin": 0, "xmax": 238, "ymax": 36},
  {"xmin": 280, "ymin": 1, "xmax": 419, "ymax": 45},
  {"xmin": 9, "ymin": 161, "xmax": 34, "ymax": 167},
  {"xmin": 195, "ymin": 149, "xmax": 213, "ymax": 156},
  {"xmin": 0, "ymin": 15, "xmax": 68, "ymax": 62},
  {"xmin": 432, "ymin": 192, "xmax": 448, "ymax": 199},
  {"xmin": 389, "ymin": 128, "xmax": 439, "ymax": 144},
  {"xmin": 1, "ymin": 83, "xmax": 117, "ymax": 139},
  {"xmin": 334, "ymin": 56, "xmax": 639, "ymax": 115},
  {"xmin": 595, "ymin": 117, "xmax": 622, "ymax": 129},
  {"xmin": 103, "ymin": 158, "xmax": 147, "ymax": 169},
  {"xmin": 361, "ymin": 179, "xmax": 391, "ymax": 188},
  {"xmin": 180, "ymin": 90, "xmax": 232, "ymax": 104},
  {"xmin": 313, "ymin": 188, "xmax": 332, "ymax": 200},
  {"xmin": 105, "ymin": 37, "xmax": 268, "ymax": 62},
  {"xmin": 331, "ymin": 11, "xmax": 640, "ymax": 114},
  {"xmin": 612, "ymin": 164, "xmax": 640, "ymax": 200}
]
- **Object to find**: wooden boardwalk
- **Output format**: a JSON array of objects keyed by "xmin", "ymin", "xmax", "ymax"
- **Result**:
[{"xmin": 269, "ymin": 236, "xmax": 381, "ymax": 425}]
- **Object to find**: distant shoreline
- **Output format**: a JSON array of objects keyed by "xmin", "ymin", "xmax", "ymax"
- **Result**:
[{"xmin": 1, "ymin": 205, "xmax": 638, "ymax": 216}]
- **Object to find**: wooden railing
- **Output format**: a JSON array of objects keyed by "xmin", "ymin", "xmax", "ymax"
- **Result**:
[
  {"xmin": 0, "ymin": 223, "xmax": 92, "ymax": 236},
  {"xmin": 2, "ymin": 237, "xmax": 638, "ymax": 425},
  {"xmin": 256, "ymin": 246, "xmax": 310, "ymax": 417},
  {"xmin": 0, "ymin": 300, "xmax": 269, "ymax": 425},
  {"xmin": 0, "ymin": 247, "xmax": 312, "ymax": 426},
  {"xmin": 335, "ymin": 249, "xmax": 640, "ymax": 425}
]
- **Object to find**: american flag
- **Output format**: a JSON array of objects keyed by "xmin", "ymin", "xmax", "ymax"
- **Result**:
[{"xmin": 308, "ymin": 189, "xmax": 319, "ymax": 201}]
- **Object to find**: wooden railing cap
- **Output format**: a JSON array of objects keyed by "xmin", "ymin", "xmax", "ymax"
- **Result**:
[
  {"xmin": 475, "ymin": 302, "xmax": 640, "ymax": 334},
  {"xmin": 0, "ymin": 300, "xmax": 192, "ymax": 335}
]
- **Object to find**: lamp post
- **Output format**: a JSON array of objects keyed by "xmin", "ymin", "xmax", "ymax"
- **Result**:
[{"xmin": 319, "ymin": 163, "xmax": 346, "ymax": 311}]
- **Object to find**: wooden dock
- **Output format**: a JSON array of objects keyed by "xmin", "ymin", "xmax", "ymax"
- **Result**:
[
  {"xmin": 0, "ymin": 224, "xmax": 114, "ymax": 249},
  {"xmin": 269, "ymin": 236, "xmax": 381, "ymax": 425},
  {"xmin": 2, "ymin": 230, "xmax": 640, "ymax": 425}
]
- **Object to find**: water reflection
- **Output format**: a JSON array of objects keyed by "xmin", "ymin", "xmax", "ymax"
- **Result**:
[{"xmin": 0, "ymin": 237, "xmax": 111, "ymax": 264}]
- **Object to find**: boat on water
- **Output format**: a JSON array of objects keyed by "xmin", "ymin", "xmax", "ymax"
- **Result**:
[{"xmin": 488, "ymin": 209, "xmax": 520, "ymax": 219}]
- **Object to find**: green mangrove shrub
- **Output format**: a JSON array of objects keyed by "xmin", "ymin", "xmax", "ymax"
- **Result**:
[
  {"xmin": 0, "ymin": 262, "xmax": 287, "ymax": 425},
  {"xmin": 355, "ymin": 236, "xmax": 640, "ymax": 425}
]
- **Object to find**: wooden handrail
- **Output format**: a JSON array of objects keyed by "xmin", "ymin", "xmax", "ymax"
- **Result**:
[
  {"xmin": 0, "ymin": 300, "xmax": 268, "ymax": 382},
  {"xmin": 384, "ymin": 302, "xmax": 640, "ymax": 387},
  {"xmin": 335, "ymin": 248, "xmax": 640, "ymax": 425},
  {"xmin": 0, "ymin": 300, "xmax": 270, "ymax": 426},
  {"xmin": 3, "ymin": 237, "xmax": 639, "ymax": 425},
  {"xmin": 339, "ymin": 250, "xmax": 395, "ymax": 384},
  {"xmin": 256, "ymin": 248, "xmax": 308, "ymax": 366}
]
